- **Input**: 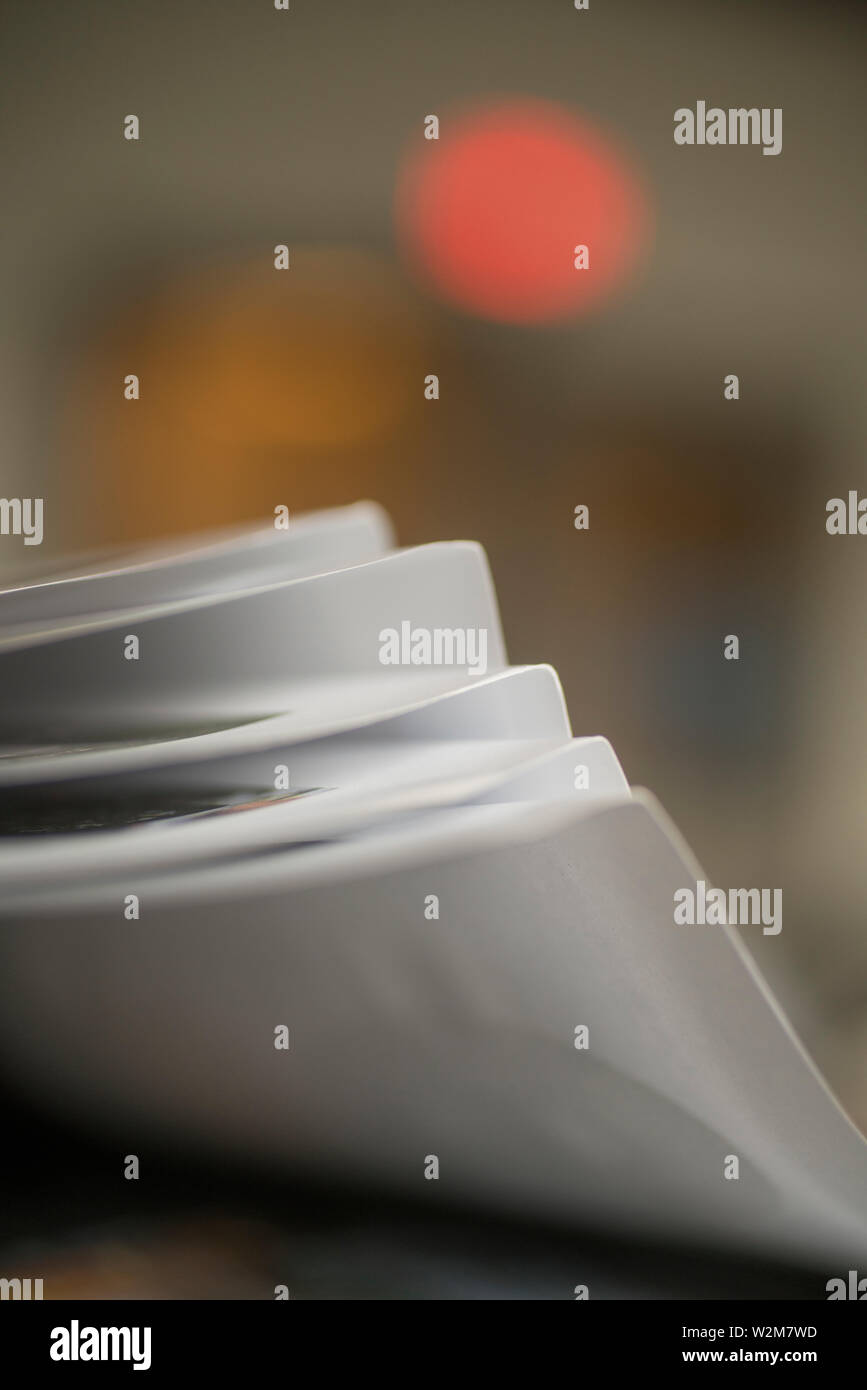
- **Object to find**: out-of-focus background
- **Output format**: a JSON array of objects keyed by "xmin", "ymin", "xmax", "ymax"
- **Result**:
[{"xmin": 1, "ymin": 0, "xmax": 866, "ymax": 1294}]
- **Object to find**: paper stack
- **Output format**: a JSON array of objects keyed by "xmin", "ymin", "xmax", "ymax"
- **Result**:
[{"xmin": 1, "ymin": 502, "xmax": 866, "ymax": 1273}]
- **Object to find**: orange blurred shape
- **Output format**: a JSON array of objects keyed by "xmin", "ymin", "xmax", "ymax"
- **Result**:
[
  {"xmin": 396, "ymin": 99, "xmax": 651, "ymax": 324},
  {"xmin": 63, "ymin": 248, "xmax": 428, "ymax": 541}
]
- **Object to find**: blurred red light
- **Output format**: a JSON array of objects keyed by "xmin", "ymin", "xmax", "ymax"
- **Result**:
[{"xmin": 396, "ymin": 99, "xmax": 651, "ymax": 324}]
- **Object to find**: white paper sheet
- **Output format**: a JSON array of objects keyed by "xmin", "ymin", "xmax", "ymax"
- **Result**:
[
  {"xmin": 0, "ymin": 542, "xmax": 506, "ymax": 737},
  {"xmin": 1, "ymin": 792, "xmax": 865, "ymax": 1270},
  {"xmin": 0, "ymin": 501, "xmax": 392, "ymax": 628}
]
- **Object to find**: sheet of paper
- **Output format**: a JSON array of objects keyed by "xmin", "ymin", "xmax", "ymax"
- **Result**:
[
  {"xmin": 0, "ymin": 542, "xmax": 506, "ymax": 738},
  {"xmin": 0, "ymin": 662, "xmax": 568, "ymax": 788},
  {"xmin": 2, "ymin": 791, "xmax": 865, "ymax": 1270},
  {"xmin": 0, "ymin": 501, "xmax": 392, "ymax": 628},
  {"xmin": 0, "ymin": 735, "xmax": 628, "ymax": 887}
]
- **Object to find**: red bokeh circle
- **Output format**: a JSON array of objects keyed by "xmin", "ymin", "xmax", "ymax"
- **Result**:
[{"xmin": 396, "ymin": 100, "xmax": 650, "ymax": 324}]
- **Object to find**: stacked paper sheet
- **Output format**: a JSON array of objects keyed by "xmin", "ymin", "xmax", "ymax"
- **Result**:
[{"xmin": 1, "ymin": 502, "xmax": 866, "ymax": 1272}]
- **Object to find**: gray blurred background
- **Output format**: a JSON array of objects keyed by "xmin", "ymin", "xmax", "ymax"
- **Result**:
[{"xmin": 1, "ymin": 0, "xmax": 866, "ymax": 1133}]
